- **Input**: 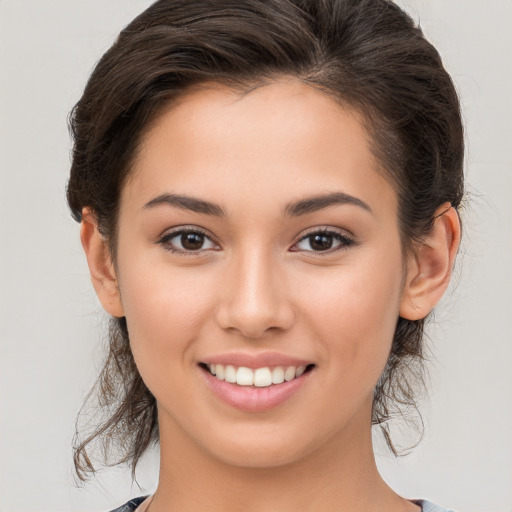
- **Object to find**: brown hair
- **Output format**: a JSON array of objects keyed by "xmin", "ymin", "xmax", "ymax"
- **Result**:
[{"xmin": 67, "ymin": 0, "xmax": 464, "ymax": 480}]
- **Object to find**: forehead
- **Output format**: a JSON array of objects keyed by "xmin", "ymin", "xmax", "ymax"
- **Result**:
[{"xmin": 124, "ymin": 79, "xmax": 397, "ymax": 218}]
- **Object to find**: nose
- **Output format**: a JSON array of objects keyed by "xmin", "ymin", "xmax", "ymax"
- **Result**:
[{"xmin": 215, "ymin": 248, "xmax": 294, "ymax": 339}]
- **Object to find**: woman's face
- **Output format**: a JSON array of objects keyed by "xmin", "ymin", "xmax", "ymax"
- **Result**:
[{"xmin": 114, "ymin": 80, "xmax": 409, "ymax": 468}]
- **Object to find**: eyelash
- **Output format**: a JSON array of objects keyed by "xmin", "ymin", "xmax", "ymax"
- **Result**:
[
  {"xmin": 157, "ymin": 227, "xmax": 356, "ymax": 255},
  {"xmin": 292, "ymin": 228, "xmax": 356, "ymax": 253},
  {"xmin": 157, "ymin": 227, "xmax": 218, "ymax": 256}
]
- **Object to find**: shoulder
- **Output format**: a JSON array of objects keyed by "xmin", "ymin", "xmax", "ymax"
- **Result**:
[
  {"xmin": 413, "ymin": 499, "xmax": 456, "ymax": 512},
  {"xmin": 108, "ymin": 496, "xmax": 149, "ymax": 512}
]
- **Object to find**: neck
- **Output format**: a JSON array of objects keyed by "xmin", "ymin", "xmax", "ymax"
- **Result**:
[{"xmin": 149, "ymin": 409, "xmax": 415, "ymax": 512}]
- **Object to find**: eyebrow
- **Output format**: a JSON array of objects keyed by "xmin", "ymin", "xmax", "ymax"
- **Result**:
[
  {"xmin": 143, "ymin": 191, "xmax": 371, "ymax": 217},
  {"xmin": 143, "ymin": 193, "xmax": 225, "ymax": 216},
  {"xmin": 284, "ymin": 192, "xmax": 372, "ymax": 216}
]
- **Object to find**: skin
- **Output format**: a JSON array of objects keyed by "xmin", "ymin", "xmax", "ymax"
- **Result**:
[{"xmin": 81, "ymin": 80, "xmax": 460, "ymax": 512}]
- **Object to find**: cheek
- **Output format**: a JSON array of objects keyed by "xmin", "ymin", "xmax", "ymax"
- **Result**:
[
  {"xmin": 298, "ymin": 252, "xmax": 404, "ymax": 379},
  {"xmin": 117, "ymin": 260, "xmax": 218, "ymax": 381}
]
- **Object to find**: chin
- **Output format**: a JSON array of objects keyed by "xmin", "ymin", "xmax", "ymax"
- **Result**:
[
  {"xmin": 207, "ymin": 443, "xmax": 309, "ymax": 469},
  {"xmin": 198, "ymin": 424, "xmax": 333, "ymax": 470}
]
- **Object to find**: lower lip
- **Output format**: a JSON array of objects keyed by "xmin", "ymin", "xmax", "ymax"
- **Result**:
[{"xmin": 200, "ymin": 367, "xmax": 312, "ymax": 412}]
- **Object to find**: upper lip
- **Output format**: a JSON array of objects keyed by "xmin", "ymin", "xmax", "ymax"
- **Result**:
[{"xmin": 200, "ymin": 351, "xmax": 313, "ymax": 369}]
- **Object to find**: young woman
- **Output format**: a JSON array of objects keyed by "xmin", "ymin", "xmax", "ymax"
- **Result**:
[{"xmin": 67, "ymin": 1, "xmax": 463, "ymax": 511}]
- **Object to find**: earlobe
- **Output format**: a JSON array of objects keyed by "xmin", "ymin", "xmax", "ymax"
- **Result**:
[
  {"xmin": 400, "ymin": 203, "xmax": 461, "ymax": 321},
  {"xmin": 80, "ymin": 207, "xmax": 125, "ymax": 318}
]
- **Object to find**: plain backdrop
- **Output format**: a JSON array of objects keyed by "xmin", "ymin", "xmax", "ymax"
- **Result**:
[{"xmin": 0, "ymin": 1, "xmax": 511, "ymax": 511}]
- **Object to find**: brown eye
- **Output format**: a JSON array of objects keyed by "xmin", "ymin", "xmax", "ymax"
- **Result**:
[
  {"xmin": 181, "ymin": 232, "xmax": 205, "ymax": 250},
  {"xmin": 293, "ymin": 230, "xmax": 355, "ymax": 253},
  {"xmin": 159, "ymin": 229, "xmax": 217, "ymax": 254},
  {"xmin": 308, "ymin": 233, "xmax": 334, "ymax": 251}
]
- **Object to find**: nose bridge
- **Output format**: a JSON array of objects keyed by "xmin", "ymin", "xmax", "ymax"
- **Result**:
[{"xmin": 216, "ymin": 242, "xmax": 293, "ymax": 338}]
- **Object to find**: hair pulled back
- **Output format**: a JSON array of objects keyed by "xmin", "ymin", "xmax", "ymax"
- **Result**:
[{"xmin": 68, "ymin": 0, "xmax": 464, "ymax": 480}]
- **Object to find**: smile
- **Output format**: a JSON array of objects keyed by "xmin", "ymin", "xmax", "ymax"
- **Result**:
[
  {"xmin": 200, "ymin": 361, "xmax": 315, "ymax": 412},
  {"xmin": 205, "ymin": 363, "xmax": 309, "ymax": 387}
]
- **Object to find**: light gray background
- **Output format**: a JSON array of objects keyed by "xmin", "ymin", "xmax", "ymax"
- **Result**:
[{"xmin": 0, "ymin": 1, "xmax": 511, "ymax": 511}]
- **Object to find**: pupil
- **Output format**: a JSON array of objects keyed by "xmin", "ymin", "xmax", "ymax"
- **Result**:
[
  {"xmin": 310, "ymin": 234, "xmax": 333, "ymax": 251},
  {"xmin": 181, "ymin": 232, "xmax": 204, "ymax": 250}
]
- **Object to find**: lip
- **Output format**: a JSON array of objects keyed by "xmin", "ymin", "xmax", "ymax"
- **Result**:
[
  {"xmin": 200, "ymin": 365, "xmax": 313, "ymax": 412},
  {"xmin": 201, "ymin": 351, "xmax": 312, "ymax": 369}
]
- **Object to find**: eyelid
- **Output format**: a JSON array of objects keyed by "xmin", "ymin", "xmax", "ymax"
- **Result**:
[
  {"xmin": 156, "ymin": 225, "xmax": 220, "ymax": 255},
  {"xmin": 290, "ymin": 227, "xmax": 357, "ymax": 253},
  {"xmin": 155, "ymin": 225, "xmax": 356, "ymax": 255}
]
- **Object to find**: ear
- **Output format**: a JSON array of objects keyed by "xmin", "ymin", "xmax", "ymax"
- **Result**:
[
  {"xmin": 80, "ymin": 207, "xmax": 125, "ymax": 317},
  {"xmin": 400, "ymin": 203, "xmax": 461, "ymax": 321}
]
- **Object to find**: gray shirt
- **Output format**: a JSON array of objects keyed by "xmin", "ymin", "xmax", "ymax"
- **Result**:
[{"xmin": 109, "ymin": 496, "xmax": 455, "ymax": 511}]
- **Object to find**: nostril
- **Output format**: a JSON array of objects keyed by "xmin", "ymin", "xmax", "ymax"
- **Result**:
[{"xmin": 215, "ymin": 288, "xmax": 295, "ymax": 337}]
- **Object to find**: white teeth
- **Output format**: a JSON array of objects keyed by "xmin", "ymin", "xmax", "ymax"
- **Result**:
[
  {"xmin": 284, "ymin": 366, "xmax": 296, "ymax": 381},
  {"xmin": 236, "ymin": 367, "xmax": 254, "ymax": 386},
  {"xmin": 206, "ymin": 363, "xmax": 310, "ymax": 387},
  {"xmin": 225, "ymin": 365, "xmax": 237, "ymax": 383},
  {"xmin": 254, "ymin": 367, "xmax": 272, "ymax": 387},
  {"xmin": 271, "ymin": 366, "xmax": 285, "ymax": 384},
  {"xmin": 215, "ymin": 364, "xmax": 225, "ymax": 380}
]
